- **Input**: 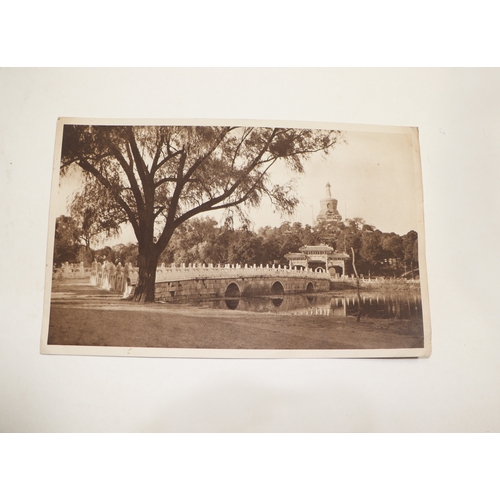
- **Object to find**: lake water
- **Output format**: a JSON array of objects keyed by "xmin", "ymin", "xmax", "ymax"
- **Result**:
[{"xmin": 191, "ymin": 291, "xmax": 422, "ymax": 320}]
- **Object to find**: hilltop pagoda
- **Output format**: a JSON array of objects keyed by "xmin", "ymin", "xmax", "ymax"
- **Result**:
[{"xmin": 316, "ymin": 182, "xmax": 342, "ymax": 224}]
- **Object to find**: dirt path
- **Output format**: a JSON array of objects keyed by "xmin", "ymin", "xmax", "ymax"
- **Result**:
[{"xmin": 47, "ymin": 279, "xmax": 424, "ymax": 350}]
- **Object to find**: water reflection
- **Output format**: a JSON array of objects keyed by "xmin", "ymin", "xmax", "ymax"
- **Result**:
[
  {"xmin": 199, "ymin": 292, "xmax": 422, "ymax": 320},
  {"xmin": 225, "ymin": 298, "xmax": 240, "ymax": 310},
  {"xmin": 271, "ymin": 297, "xmax": 284, "ymax": 307}
]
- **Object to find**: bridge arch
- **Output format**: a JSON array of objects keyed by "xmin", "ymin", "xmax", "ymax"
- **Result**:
[
  {"xmin": 271, "ymin": 281, "xmax": 285, "ymax": 295},
  {"xmin": 306, "ymin": 282, "xmax": 315, "ymax": 293},
  {"xmin": 225, "ymin": 282, "xmax": 241, "ymax": 298}
]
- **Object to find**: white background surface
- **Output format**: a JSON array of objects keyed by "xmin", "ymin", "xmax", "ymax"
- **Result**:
[
  {"xmin": 2, "ymin": 67, "xmax": 499, "ymax": 432},
  {"xmin": 1, "ymin": 66, "xmax": 499, "ymax": 495}
]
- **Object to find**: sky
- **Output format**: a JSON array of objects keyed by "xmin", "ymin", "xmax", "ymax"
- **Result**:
[
  {"xmin": 249, "ymin": 128, "xmax": 421, "ymax": 234},
  {"xmin": 53, "ymin": 126, "xmax": 422, "ymax": 246}
]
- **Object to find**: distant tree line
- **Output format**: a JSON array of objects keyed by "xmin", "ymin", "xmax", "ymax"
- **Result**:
[{"xmin": 54, "ymin": 215, "xmax": 419, "ymax": 279}]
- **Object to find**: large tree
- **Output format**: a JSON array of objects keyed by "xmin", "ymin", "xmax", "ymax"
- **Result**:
[{"xmin": 61, "ymin": 125, "xmax": 342, "ymax": 301}]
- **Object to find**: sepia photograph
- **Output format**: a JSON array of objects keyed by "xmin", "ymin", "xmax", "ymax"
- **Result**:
[{"xmin": 41, "ymin": 118, "xmax": 430, "ymax": 358}]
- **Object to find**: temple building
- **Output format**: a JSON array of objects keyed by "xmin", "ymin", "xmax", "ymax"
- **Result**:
[
  {"xmin": 316, "ymin": 182, "xmax": 342, "ymax": 224},
  {"xmin": 285, "ymin": 245, "xmax": 348, "ymax": 277}
]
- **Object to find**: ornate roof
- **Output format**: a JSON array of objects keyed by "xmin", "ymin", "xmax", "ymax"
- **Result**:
[
  {"xmin": 285, "ymin": 247, "xmax": 349, "ymax": 262},
  {"xmin": 299, "ymin": 245, "xmax": 334, "ymax": 253}
]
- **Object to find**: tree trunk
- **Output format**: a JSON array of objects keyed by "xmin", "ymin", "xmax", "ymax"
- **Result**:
[{"xmin": 134, "ymin": 253, "xmax": 159, "ymax": 302}]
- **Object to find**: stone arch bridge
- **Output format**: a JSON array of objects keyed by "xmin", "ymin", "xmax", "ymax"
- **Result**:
[{"xmin": 154, "ymin": 264, "xmax": 331, "ymax": 301}]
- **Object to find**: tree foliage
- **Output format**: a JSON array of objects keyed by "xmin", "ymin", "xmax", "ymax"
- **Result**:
[
  {"xmin": 70, "ymin": 179, "xmax": 124, "ymax": 249},
  {"xmin": 53, "ymin": 215, "xmax": 82, "ymax": 266},
  {"xmin": 150, "ymin": 216, "xmax": 418, "ymax": 278}
]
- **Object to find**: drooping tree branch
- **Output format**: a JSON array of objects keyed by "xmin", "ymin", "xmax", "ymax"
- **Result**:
[
  {"xmin": 127, "ymin": 129, "xmax": 150, "ymax": 190},
  {"xmin": 171, "ymin": 141, "xmax": 280, "ymax": 232},
  {"xmin": 77, "ymin": 157, "xmax": 140, "ymax": 236},
  {"xmin": 108, "ymin": 143, "xmax": 145, "ymax": 214},
  {"xmin": 152, "ymin": 149, "xmax": 183, "ymax": 177}
]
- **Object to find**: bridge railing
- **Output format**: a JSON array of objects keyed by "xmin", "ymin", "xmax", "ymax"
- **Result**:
[
  {"xmin": 89, "ymin": 263, "xmax": 139, "ymax": 298},
  {"xmin": 53, "ymin": 263, "xmax": 91, "ymax": 280},
  {"xmin": 155, "ymin": 263, "xmax": 331, "ymax": 282}
]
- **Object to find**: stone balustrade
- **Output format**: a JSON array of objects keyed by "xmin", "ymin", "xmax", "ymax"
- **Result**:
[
  {"xmin": 53, "ymin": 262, "xmax": 90, "ymax": 280},
  {"xmin": 155, "ymin": 262, "xmax": 331, "ymax": 283},
  {"xmin": 89, "ymin": 261, "xmax": 139, "ymax": 298}
]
